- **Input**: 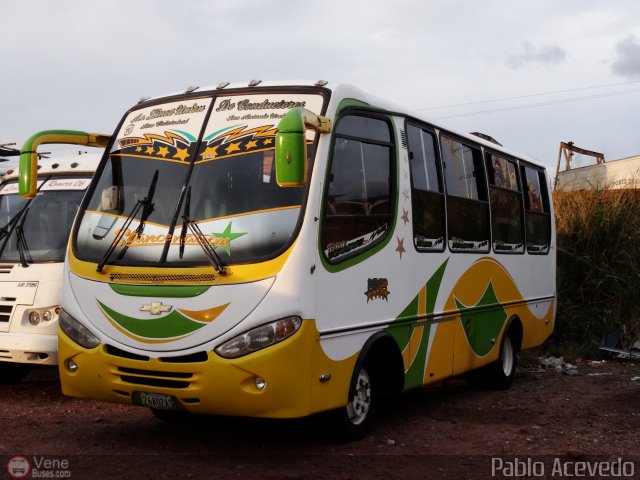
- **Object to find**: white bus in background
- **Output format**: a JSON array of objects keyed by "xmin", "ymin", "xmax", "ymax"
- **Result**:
[{"xmin": 0, "ymin": 131, "xmax": 108, "ymax": 382}]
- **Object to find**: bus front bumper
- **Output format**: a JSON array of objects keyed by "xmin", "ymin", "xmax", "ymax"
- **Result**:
[
  {"xmin": 0, "ymin": 332, "xmax": 58, "ymax": 365},
  {"xmin": 58, "ymin": 320, "xmax": 353, "ymax": 419}
]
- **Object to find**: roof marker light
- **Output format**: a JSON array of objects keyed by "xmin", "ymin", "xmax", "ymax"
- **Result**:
[
  {"xmin": 248, "ymin": 79, "xmax": 262, "ymax": 87},
  {"xmin": 71, "ymin": 162, "xmax": 78, "ymax": 168},
  {"xmin": 216, "ymin": 82, "xmax": 229, "ymax": 90},
  {"xmin": 315, "ymin": 80, "xmax": 329, "ymax": 86},
  {"xmin": 137, "ymin": 97, "xmax": 150, "ymax": 104},
  {"xmin": 52, "ymin": 163, "xmax": 59, "ymax": 169},
  {"xmin": 6, "ymin": 169, "xmax": 13, "ymax": 175},
  {"xmin": 185, "ymin": 86, "xmax": 199, "ymax": 93}
]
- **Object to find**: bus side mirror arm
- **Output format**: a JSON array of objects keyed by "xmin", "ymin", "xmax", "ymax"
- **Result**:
[
  {"xmin": 19, "ymin": 130, "xmax": 111, "ymax": 198},
  {"xmin": 275, "ymin": 108, "xmax": 331, "ymax": 187}
]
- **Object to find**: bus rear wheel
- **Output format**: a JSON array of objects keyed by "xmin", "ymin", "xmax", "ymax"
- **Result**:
[{"xmin": 487, "ymin": 330, "xmax": 517, "ymax": 389}]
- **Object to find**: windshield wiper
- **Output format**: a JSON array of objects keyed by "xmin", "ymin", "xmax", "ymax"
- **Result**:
[
  {"xmin": 0, "ymin": 179, "xmax": 47, "ymax": 258},
  {"xmin": 0, "ymin": 208, "xmax": 26, "ymax": 243},
  {"xmin": 96, "ymin": 169, "xmax": 159, "ymax": 273},
  {"xmin": 181, "ymin": 212, "xmax": 227, "ymax": 275},
  {"xmin": 135, "ymin": 169, "xmax": 158, "ymax": 238},
  {"xmin": 15, "ymin": 207, "xmax": 32, "ymax": 267},
  {"xmin": 179, "ymin": 187, "xmax": 191, "ymax": 259}
]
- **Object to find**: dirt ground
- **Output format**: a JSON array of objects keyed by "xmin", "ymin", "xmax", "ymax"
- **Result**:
[{"xmin": 1, "ymin": 356, "xmax": 639, "ymax": 479}]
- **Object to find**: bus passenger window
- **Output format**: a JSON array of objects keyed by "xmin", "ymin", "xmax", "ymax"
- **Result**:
[
  {"xmin": 522, "ymin": 166, "xmax": 551, "ymax": 254},
  {"xmin": 486, "ymin": 154, "xmax": 524, "ymax": 253},
  {"xmin": 441, "ymin": 135, "xmax": 490, "ymax": 252},
  {"xmin": 407, "ymin": 124, "xmax": 445, "ymax": 251},
  {"xmin": 321, "ymin": 114, "xmax": 394, "ymax": 263}
]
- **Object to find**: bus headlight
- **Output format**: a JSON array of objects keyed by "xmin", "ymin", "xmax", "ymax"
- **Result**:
[
  {"xmin": 215, "ymin": 316, "xmax": 302, "ymax": 359},
  {"xmin": 59, "ymin": 309, "xmax": 100, "ymax": 349},
  {"xmin": 29, "ymin": 311, "xmax": 41, "ymax": 325}
]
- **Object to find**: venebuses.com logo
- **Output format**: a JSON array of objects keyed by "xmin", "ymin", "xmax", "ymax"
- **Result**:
[
  {"xmin": 7, "ymin": 457, "xmax": 30, "ymax": 479},
  {"xmin": 7, "ymin": 456, "xmax": 71, "ymax": 478}
]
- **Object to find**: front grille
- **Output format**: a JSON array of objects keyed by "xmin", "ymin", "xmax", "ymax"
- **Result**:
[
  {"xmin": 0, "ymin": 303, "xmax": 14, "ymax": 323},
  {"xmin": 116, "ymin": 366, "xmax": 194, "ymax": 389},
  {"xmin": 105, "ymin": 344, "xmax": 150, "ymax": 361},
  {"xmin": 105, "ymin": 345, "xmax": 208, "ymax": 363},
  {"xmin": 118, "ymin": 366, "xmax": 191, "ymax": 379},
  {"xmin": 109, "ymin": 273, "xmax": 217, "ymax": 284},
  {"xmin": 159, "ymin": 351, "xmax": 208, "ymax": 363},
  {"xmin": 120, "ymin": 375, "xmax": 190, "ymax": 389}
]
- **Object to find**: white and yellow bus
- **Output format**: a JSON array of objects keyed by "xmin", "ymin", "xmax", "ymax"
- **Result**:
[
  {"xmin": 1, "ymin": 130, "xmax": 108, "ymax": 383},
  {"xmin": 20, "ymin": 81, "xmax": 555, "ymax": 437}
]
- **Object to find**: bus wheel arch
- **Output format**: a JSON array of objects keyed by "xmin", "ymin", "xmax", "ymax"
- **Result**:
[{"xmin": 505, "ymin": 315, "xmax": 523, "ymax": 353}]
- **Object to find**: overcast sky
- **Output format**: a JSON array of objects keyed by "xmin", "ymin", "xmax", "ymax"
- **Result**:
[{"xmin": 2, "ymin": 0, "xmax": 639, "ymax": 172}]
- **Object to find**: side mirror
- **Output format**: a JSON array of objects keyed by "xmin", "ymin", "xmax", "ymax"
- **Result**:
[
  {"xmin": 19, "ymin": 130, "xmax": 110, "ymax": 198},
  {"xmin": 275, "ymin": 108, "xmax": 331, "ymax": 187}
]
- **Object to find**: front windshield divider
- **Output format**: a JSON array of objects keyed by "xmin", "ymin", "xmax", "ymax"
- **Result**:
[{"xmin": 160, "ymin": 98, "xmax": 217, "ymax": 263}]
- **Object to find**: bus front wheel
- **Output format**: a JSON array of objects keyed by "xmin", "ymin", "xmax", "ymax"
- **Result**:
[
  {"xmin": 330, "ymin": 363, "xmax": 375, "ymax": 440},
  {"xmin": 0, "ymin": 363, "xmax": 30, "ymax": 384}
]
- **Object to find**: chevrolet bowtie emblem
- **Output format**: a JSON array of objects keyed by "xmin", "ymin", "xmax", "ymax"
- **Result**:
[{"xmin": 140, "ymin": 302, "xmax": 172, "ymax": 315}]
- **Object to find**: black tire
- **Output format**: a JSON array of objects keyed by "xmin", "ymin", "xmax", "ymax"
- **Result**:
[
  {"xmin": 0, "ymin": 362, "xmax": 30, "ymax": 384},
  {"xmin": 330, "ymin": 363, "xmax": 375, "ymax": 441}
]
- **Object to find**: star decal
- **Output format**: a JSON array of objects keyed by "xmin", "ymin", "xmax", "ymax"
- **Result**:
[
  {"xmin": 403, "ymin": 188, "xmax": 410, "ymax": 202},
  {"xmin": 225, "ymin": 142, "xmax": 242, "ymax": 154},
  {"xmin": 396, "ymin": 236, "xmax": 406, "ymax": 260},
  {"xmin": 157, "ymin": 146, "xmax": 169, "ymax": 157},
  {"xmin": 173, "ymin": 148, "xmax": 189, "ymax": 162},
  {"xmin": 145, "ymin": 146, "xmax": 155, "ymax": 155},
  {"xmin": 263, "ymin": 138, "xmax": 273, "ymax": 146},
  {"xmin": 401, "ymin": 208, "xmax": 410, "ymax": 226},
  {"xmin": 210, "ymin": 222, "xmax": 248, "ymax": 256},
  {"xmin": 245, "ymin": 140, "xmax": 258, "ymax": 150},
  {"xmin": 135, "ymin": 146, "xmax": 142, "ymax": 153},
  {"xmin": 200, "ymin": 146, "xmax": 219, "ymax": 159}
]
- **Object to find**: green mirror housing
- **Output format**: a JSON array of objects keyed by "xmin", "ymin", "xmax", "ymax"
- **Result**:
[
  {"xmin": 275, "ymin": 108, "xmax": 331, "ymax": 187},
  {"xmin": 19, "ymin": 130, "xmax": 111, "ymax": 198}
]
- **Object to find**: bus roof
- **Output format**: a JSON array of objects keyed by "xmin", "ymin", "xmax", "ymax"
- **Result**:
[{"xmin": 3, "ymin": 151, "xmax": 102, "ymax": 182}]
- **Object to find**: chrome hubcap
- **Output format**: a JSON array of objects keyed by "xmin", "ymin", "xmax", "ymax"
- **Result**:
[{"xmin": 347, "ymin": 367, "xmax": 371, "ymax": 425}]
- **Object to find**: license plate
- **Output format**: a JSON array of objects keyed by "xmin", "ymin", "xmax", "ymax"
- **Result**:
[{"xmin": 134, "ymin": 392, "xmax": 178, "ymax": 411}]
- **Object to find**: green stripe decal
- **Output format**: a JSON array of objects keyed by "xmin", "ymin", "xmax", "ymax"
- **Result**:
[
  {"xmin": 109, "ymin": 284, "xmax": 211, "ymax": 298},
  {"xmin": 455, "ymin": 281, "xmax": 507, "ymax": 357},
  {"xmin": 98, "ymin": 301, "xmax": 206, "ymax": 339},
  {"xmin": 402, "ymin": 259, "xmax": 448, "ymax": 388}
]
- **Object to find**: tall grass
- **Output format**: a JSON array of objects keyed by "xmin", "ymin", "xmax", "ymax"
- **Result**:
[{"xmin": 553, "ymin": 188, "xmax": 640, "ymax": 355}]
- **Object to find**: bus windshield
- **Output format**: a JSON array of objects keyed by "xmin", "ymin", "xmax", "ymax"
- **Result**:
[
  {"xmin": 0, "ymin": 178, "xmax": 90, "ymax": 263},
  {"xmin": 74, "ymin": 91, "xmax": 326, "ymax": 267}
]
